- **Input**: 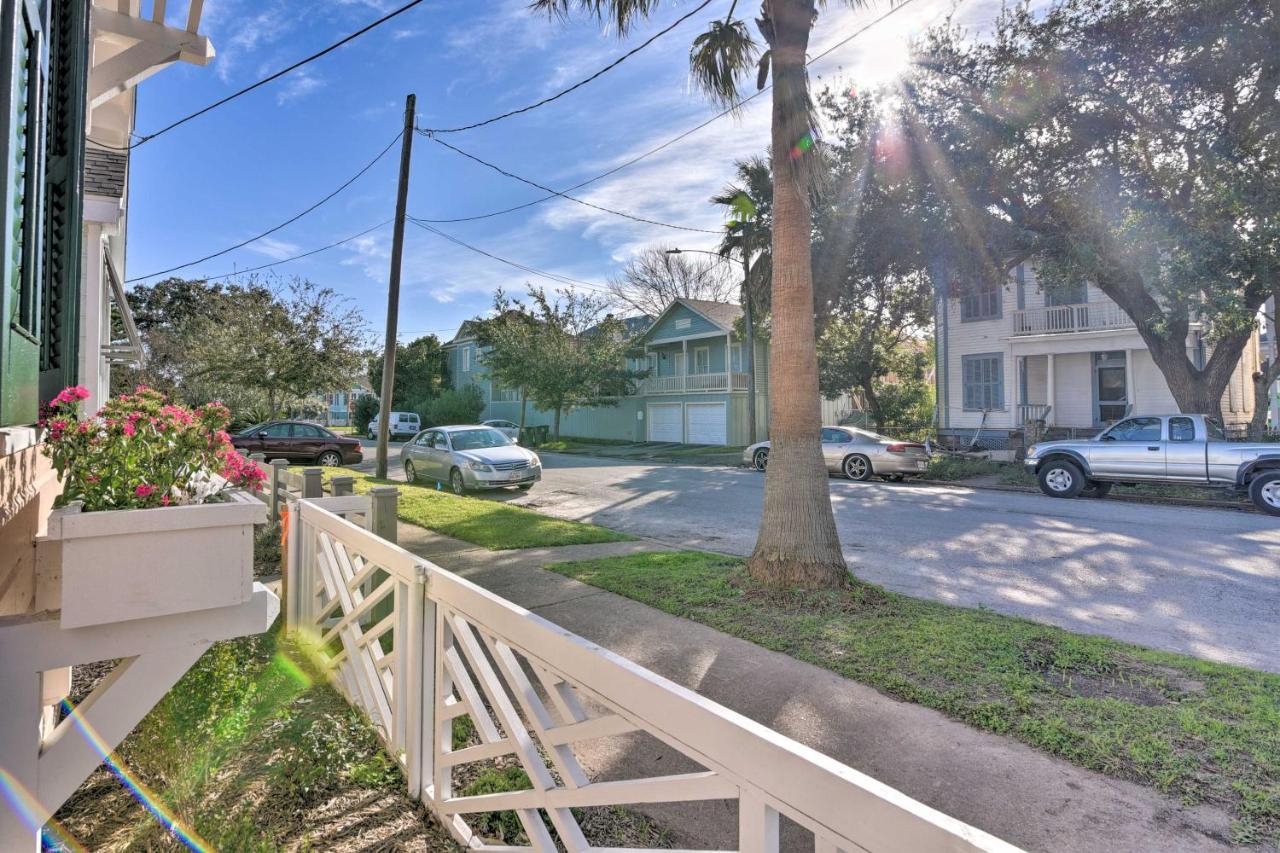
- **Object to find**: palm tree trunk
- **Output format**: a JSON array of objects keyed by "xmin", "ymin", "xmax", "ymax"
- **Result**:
[{"xmin": 747, "ymin": 0, "xmax": 846, "ymax": 588}]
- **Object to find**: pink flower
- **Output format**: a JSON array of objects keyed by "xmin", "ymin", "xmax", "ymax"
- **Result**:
[
  {"xmin": 122, "ymin": 422, "xmax": 136, "ymax": 437},
  {"xmin": 160, "ymin": 495, "xmax": 170, "ymax": 506},
  {"xmin": 52, "ymin": 386, "xmax": 91, "ymax": 405},
  {"xmin": 134, "ymin": 484, "xmax": 155, "ymax": 497}
]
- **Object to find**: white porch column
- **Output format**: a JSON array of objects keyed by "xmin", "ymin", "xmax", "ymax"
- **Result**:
[
  {"xmin": 1046, "ymin": 353, "xmax": 1056, "ymax": 426},
  {"xmin": 682, "ymin": 339, "xmax": 688, "ymax": 391},
  {"xmin": 78, "ymin": 227, "xmax": 106, "ymax": 413},
  {"xmin": 726, "ymin": 331, "xmax": 732, "ymax": 388},
  {"xmin": 1124, "ymin": 349, "xmax": 1136, "ymax": 416}
]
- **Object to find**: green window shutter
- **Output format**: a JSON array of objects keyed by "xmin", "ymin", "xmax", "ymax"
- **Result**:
[
  {"xmin": 37, "ymin": 0, "xmax": 88, "ymax": 406},
  {"xmin": 0, "ymin": 0, "xmax": 44, "ymax": 426}
]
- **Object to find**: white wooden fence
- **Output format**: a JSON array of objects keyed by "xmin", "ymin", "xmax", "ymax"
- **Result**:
[{"xmin": 285, "ymin": 495, "xmax": 1020, "ymax": 853}]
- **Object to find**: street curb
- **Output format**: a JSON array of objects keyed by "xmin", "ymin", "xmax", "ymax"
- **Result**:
[{"xmin": 910, "ymin": 478, "xmax": 1259, "ymax": 514}]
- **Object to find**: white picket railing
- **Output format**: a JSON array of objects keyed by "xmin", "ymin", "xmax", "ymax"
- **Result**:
[
  {"xmin": 1011, "ymin": 300, "xmax": 1135, "ymax": 335},
  {"xmin": 639, "ymin": 372, "xmax": 753, "ymax": 394},
  {"xmin": 286, "ymin": 496, "xmax": 1021, "ymax": 853}
]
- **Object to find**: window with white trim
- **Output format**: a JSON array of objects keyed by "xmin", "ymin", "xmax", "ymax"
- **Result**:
[
  {"xmin": 959, "ymin": 279, "xmax": 1002, "ymax": 322},
  {"xmin": 693, "ymin": 346, "xmax": 710, "ymax": 374},
  {"xmin": 962, "ymin": 353, "xmax": 1004, "ymax": 410}
]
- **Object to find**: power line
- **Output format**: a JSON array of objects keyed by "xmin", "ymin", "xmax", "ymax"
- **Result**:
[
  {"xmin": 412, "ymin": 0, "xmax": 923, "ymax": 228},
  {"xmin": 99, "ymin": 0, "xmax": 430, "ymax": 151},
  {"xmin": 421, "ymin": 135, "xmax": 721, "ymax": 234},
  {"xmin": 417, "ymin": 0, "xmax": 716, "ymax": 135},
  {"xmin": 193, "ymin": 220, "xmax": 392, "ymax": 281},
  {"xmin": 406, "ymin": 216, "xmax": 613, "ymax": 293},
  {"xmin": 127, "ymin": 131, "xmax": 403, "ymax": 282}
]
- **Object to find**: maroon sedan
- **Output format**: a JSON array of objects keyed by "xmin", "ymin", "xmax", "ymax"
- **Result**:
[{"xmin": 231, "ymin": 421, "xmax": 363, "ymax": 467}]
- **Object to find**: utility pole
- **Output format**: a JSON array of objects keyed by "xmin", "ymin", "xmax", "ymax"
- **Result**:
[{"xmin": 376, "ymin": 93, "xmax": 416, "ymax": 480}]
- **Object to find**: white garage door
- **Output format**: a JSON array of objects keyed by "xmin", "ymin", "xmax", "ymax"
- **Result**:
[
  {"xmin": 685, "ymin": 402, "xmax": 727, "ymax": 445},
  {"xmin": 647, "ymin": 403, "xmax": 683, "ymax": 442}
]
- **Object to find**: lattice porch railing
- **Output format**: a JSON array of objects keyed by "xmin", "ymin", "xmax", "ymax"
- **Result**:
[{"xmin": 288, "ymin": 497, "xmax": 1020, "ymax": 853}]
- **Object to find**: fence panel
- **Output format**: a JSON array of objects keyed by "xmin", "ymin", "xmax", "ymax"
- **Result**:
[{"xmin": 288, "ymin": 497, "xmax": 1020, "ymax": 853}]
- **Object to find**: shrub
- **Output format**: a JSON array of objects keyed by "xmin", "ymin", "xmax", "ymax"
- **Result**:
[
  {"xmin": 426, "ymin": 385, "xmax": 485, "ymax": 427},
  {"xmin": 41, "ymin": 385, "xmax": 265, "ymax": 511},
  {"xmin": 352, "ymin": 394, "xmax": 379, "ymax": 434}
]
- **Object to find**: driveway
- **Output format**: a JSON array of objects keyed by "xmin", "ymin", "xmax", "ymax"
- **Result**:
[{"xmin": 495, "ymin": 453, "xmax": 1280, "ymax": 672}]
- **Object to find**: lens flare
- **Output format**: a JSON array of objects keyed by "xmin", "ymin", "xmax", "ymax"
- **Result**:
[
  {"xmin": 0, "ymin": 768, "xmax": 88, "ymax": 852},
  {"xmin": 789, "ymin": 132, "xmax": 815, "ymax": 161},
  {"xmin": 55, "ymin": 700, "xmax": 213, "ymax": 852}
]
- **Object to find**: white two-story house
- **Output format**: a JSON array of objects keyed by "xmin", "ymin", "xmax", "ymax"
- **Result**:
[{"xmin": 935, "ymin": 263, "xmax": 1262, "ymax": 456}]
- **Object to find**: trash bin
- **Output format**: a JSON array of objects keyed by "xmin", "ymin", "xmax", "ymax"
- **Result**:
[{"xmin": 519, "ymin": 425, "xmax": 550, "ymax": 447}]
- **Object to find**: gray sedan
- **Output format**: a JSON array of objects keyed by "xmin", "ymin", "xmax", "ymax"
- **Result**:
[
  {"xmin": 743, "ymin": 427, "xmax": 931, "ymax": 481},
  {"xmin": 402, "ymin": 425, "xmax": 542, "ymax": 495}
]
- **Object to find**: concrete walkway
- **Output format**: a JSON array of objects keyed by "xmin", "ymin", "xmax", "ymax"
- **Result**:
[{"xmin": 400, "ymin": 521, "xmax": 1239, "ymax": 853}]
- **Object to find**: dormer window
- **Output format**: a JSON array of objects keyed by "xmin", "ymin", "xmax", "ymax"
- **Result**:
[{"xmin": 674, "ymin": 318, "xmax": 691, "ymax": 330}]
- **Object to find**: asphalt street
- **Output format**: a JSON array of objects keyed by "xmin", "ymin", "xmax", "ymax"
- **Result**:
[{"xmin": 357, "ymin": 439, "xmax": 1280, "ymax": 671}]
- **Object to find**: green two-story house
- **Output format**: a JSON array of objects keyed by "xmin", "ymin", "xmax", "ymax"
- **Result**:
[{"xmin": 444, "ymin": 298, "xmax": 770, "ymax": 446}]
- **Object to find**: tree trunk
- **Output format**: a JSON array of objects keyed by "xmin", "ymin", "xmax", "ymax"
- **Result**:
[
  {"xmin": 743, "ymin": 267, "xmax": 758, "ymax": 445},
  {"xmin": 1140, "ymin": 323, "xmax": 1249, "ymax": 428},
  {"xmin": 553, "ymin": 407, "xmax": 562, "ymax": 442},
  {"xmin": 519, "ymin": 387, "xmax": 528, "ymax": 430},
  {"xmin": 747, "ymin": 0, "xmax": 846, "ymax": 589},
  {"xmin": 1249, "ymin": 356, "xmax": 1279, "ymax": 440},
  {"xmin": 860, "ymin": 378, "xmax": 882, "ymax": 430}
]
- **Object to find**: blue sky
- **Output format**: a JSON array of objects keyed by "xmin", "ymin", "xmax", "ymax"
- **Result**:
[{"xmin": 126, "ymin": 0, "xmax": 1006, "ymax": 344}]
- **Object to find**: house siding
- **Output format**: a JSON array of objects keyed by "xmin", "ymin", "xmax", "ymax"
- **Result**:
[{"xmin": 646, "ymin": 304, "xmax": 720, "ymax": 342}]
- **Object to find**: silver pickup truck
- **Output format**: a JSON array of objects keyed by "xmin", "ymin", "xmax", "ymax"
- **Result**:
[{"xmin": 1023, "ymin": 414, "xmax": 1280, "ymax": 515}]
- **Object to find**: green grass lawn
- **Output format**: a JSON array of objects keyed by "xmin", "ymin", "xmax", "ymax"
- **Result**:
[
  {"xmin": 56, "ymin": 632, "xmax": 461, "ymax": 851},
  {"xmin": 550, "ymin": 551, "xmax": 1280, "ymax": 845},
  {"xmin": 324, "ymin": 468, "xmax": 633, "ymax": 550}
]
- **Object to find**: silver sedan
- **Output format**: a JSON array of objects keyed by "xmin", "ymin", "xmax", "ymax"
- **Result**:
[
  {"xmin": 402, "ymin": 425, "xmax": 542, "ymax": 495},
  {"xmin": 743, "ymin": 427, "xmax": 931, "ymax": 481}
]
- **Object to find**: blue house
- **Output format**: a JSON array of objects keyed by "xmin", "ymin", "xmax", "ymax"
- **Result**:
[{"xmin": 444, "ymin": 299, "xmax": 770, "ymax": 446}]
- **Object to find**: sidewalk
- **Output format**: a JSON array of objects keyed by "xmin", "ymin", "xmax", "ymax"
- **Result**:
[{"xmin": 400, "ymin": 520, "xmax": 1238, "ymax": 853}]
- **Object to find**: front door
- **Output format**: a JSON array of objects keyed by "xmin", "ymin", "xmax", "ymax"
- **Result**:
[
  {"xmin": 1087, "ymin": 416, "xmax": 1165, "ymax": 479},
  {"xmin": 1094, "ymin": 351, "xmax": 1128, "ymax": 425}
]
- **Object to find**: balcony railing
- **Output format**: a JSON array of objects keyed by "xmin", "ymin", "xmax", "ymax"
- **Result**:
[
  {"xmin": 1012, "ymin": 301, "xmax": 1135, "ymax": 336},
  {"xmin": 639, "ymin": 372, "xmax": 752, "ymax": 394}
]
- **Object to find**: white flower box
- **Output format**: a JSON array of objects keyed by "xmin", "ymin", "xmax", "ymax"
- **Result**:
[{"xmin": 44, "ymin": 491, "xmax": 266, "ymax": 629}]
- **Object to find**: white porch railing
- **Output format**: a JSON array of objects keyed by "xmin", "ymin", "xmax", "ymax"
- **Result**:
[
  {"xmin": 1011, "ymin": 301, "xmax": 1135, "ymax": 336},
  {"xmin": 640, "ymin": 372, "xmax": 751, "ymax": 394},
  {"xmin": 287, "ymin": 496, "xmax": 1021, "ymax": 853}
]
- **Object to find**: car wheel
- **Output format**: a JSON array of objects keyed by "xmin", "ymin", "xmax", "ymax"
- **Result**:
[
  {"xmin": 1248, "ymin": 471, "xmax": 1280, "ymax": 517},
  {"xmin": 1082, "ymin": 481, "xmax": 1113, "ymax": 498},
  {"xmin": 843, "ymin": 455, "xmax": 873, "ymax": 481},
  {"xmin": 753, "ymin": 448, "xmax": 769, "ymax": 471},
  {"xmin": 1038, "ymin": 459, "xmax": 1085, "ymax": 498},
  {"xmin": 405, "ymin": 460, "xmax": 417, "ymax": 482},
  {"xmin": 317, "ymin": 450, "xmax": 342, "ymax": 467},
  {"xmin": 449, "ymin": 468, "xmax": 467, "ymax": 496}
]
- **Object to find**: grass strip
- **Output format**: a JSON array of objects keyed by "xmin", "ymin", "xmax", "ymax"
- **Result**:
[
  {"xmin": 550, "ymin": 551, "xmax": 1280, "ymax": 845},
  {"xmin": 324, "ymin": 468, "xmax": 633, "ymax": 550}
]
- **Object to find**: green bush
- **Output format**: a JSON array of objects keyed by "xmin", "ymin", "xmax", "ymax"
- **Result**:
[
  {"xmin": 426, "ymin": 385, "xmax": 485, "ymax": 427},
  {"xmin": 352, "ymin": 395, "xmax": 379, "ymax": 434}
]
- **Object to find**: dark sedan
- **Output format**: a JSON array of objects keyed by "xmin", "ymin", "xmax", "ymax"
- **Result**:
[{"xmin": 232, "ymin": 421, "xmax": 363, "ymax": 467}]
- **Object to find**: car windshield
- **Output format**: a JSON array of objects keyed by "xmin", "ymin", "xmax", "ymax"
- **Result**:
[{"xmin": 449, "ymin": 428, "xmax": 510, "ymax": 451}]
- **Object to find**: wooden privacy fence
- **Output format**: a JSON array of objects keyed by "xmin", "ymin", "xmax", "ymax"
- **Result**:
[{"xmin": 285, "ymin": 495, "xmax": 1022, "ymax": 853}]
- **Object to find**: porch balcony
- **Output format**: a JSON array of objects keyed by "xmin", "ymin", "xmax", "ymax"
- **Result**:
[
  {"xmin": 1012, "ymin": 301, "xmax": 1135, "ymax": 336},
  {"xmin": 639, "ymin": 371, "xmax": 751, "ymax": 394}
]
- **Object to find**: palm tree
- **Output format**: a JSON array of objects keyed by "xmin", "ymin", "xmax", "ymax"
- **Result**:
[
  {"xmin": 534, "ymin": 0, "xmax": 854, "ymax": 588},
  {"xmin": 711, "ymin": 157, "xmax": 773, "ymax": 448}
]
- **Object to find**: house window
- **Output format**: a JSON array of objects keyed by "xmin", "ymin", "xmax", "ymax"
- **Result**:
[
  {"xmin": 461, "ymin": 346, "xmax": 470, "ymax": 372},
  {"xmin": 693, "ymin": 346, "xmax": 710, "ymax": 374},
  {"xmin": 730, "ymin": 343, "xmax": 742, "ymax": 372},
  {"xmin": 1045, "ymin": 280, "xmax": 1087, "ymax": 307},
  {"xmin": 959, "ymin": 279, "xmax": 1002, "ymax": 322},
  {"xmin": 962, "ymin": 353, "xmax": 1004, "ymax": 410}
]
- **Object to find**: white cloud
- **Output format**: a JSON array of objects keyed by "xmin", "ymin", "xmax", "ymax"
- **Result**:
[
  {"xmin": 249, "ymin": 236, "xmax": 303, "ymax": 260},
  {"xmin": 275, "ymin": 67, "xmax": 325, "ymax": 104}
]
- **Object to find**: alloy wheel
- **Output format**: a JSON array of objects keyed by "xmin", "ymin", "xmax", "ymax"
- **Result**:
[
  {"xmin": 405, "ymin": 460, "xmax": 417, "ymax": 482},
  {"xmin": 754, "ymin": 449, "xmax": 769, "ymax": 471},
  {"xmin": 1262, "ymin": 479, "xmax": 1280, "ymax": 510},
  {"xmin": 450, "ymin": 469, "xmax": 466, "ymax": 496},
  {"xmin": 1045, "ymin": 467, "xmax": 1074, "ymax": 492},
  {"xmin": 844, "ymin": 456, "xmax": 870, "ymax": 481},
  {"xmin": 318, "ymin": 451, "xmax": 341, "ymax": 467}
]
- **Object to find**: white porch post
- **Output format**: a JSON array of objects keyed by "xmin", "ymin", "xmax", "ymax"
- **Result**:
[
  {"xmin": 79, "ymin": 228, "xmax": 105, "ymax": 413},
  {"xmin": 727, "ymin": 330, "xmax": 732, "ymax": 389},
  {"xmin": 1124, "ymin": 349, "xmax": 1136, "ymax": 416},
  {"xmin": 1046, "ymin": 353, "xmax": 1056, "ymax": 426},
  {"xmin": 682, "ymin": 339, "xmax": 688, "ymax": 392}
]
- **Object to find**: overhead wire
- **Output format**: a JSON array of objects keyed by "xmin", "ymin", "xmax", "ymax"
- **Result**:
[
  {"xmin": 126, "ymin": 131, "xmax": 403, "ymax": 282},
  {"xmin": 98, "ymin": 0, "xmax": 430, "ymax": 151},
  {"xmin": 192, "ymin": 220, "xmax": 393, "ymax": 282},
  {"xmin": 420, "ymin": 135, "xmax": 721, "ymax": 234},
  {"xmin": 416, "ymin": 0, "xmax": 717, "ymax": 135}
]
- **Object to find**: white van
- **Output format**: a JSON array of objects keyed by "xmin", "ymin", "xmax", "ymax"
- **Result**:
[{"xmin": 368, "ymin": 411, "xmax": 421, "ymax": 440}]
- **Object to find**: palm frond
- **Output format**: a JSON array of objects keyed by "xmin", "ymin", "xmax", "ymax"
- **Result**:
[
  {"xmin": 689, "ymin": 17, "xmax": 758, "ymax": 108},
  {"xmin": 529, "ymin": 0, "xmax": 663, "ymax": 35}
]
